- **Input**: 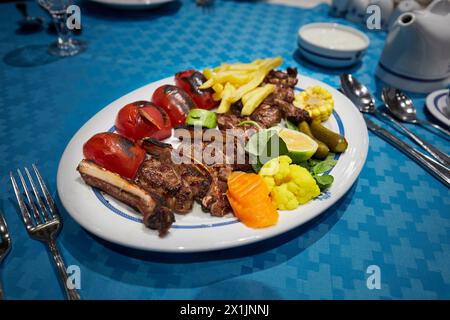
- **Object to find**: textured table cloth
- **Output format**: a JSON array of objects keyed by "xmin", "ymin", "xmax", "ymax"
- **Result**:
[{"xmin": 0, "ymin": 0, "xmax": 449, "ymax": 300}]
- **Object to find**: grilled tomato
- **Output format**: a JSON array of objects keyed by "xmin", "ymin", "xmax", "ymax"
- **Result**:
[
  {"xmin": 115, "ymin": 101, "xmax": 172, "ymax": 142},
  {"xmin": 83, "ymin": 132, "xmax": 146, "ymax": 179},
  {"xmin": 175, "ymin": 70, "xmax": 218, "ymax": 110},
  {"xmin": 151, "ymin": 85, "xmax": 194, "ymax": 126}
]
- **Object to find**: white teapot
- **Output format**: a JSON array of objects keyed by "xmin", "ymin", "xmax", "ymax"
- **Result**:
[{"xmin": 376, "ymin": 0, "xmax": 450, "ymax": 93}]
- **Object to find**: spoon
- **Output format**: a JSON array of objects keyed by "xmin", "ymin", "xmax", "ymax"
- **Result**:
[
  {"xmin": 16, "ymin": 2, "xmax": 44, "ymax": 32},
  {"xmin": 340, "ymin": 74, "xmax": 450, "ymax": 167},
  {"xmin": 383, "ymin": 87, "xmax": 450, "ymax": 137}
]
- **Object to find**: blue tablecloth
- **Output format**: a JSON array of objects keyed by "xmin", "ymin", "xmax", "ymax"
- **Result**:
[{"xmin": 0, "ymin": 0, "xmax": 449, "ymax": 300}]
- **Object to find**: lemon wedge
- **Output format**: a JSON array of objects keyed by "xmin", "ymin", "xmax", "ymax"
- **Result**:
[{"xmin": 278, "ymin": 128, "xmax": 318, "ymax": 162}]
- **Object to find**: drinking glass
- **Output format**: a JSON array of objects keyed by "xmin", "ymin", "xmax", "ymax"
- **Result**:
[{"xmin": 37, "ymin": 0, "xmax": 86, "ymax": 56}]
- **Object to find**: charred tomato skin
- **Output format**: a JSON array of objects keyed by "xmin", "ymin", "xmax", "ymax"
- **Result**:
[
  {"xmin": 151, "ymin": 85, "xmax": 194, "ymax": 126},
  {"xmin": 115, "ymin": 101, "xmax": 172, "ymax": 142},
  {"xmin": 83, "ymin": 132, "xmax": 146, "ymax": 179},
  {"xmin": 175, "ymin": 70, "xmax": 218, "ymax": 110}
]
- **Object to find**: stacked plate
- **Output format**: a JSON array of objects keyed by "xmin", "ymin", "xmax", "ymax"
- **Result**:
[{"xmin": 88, "ymin": 0, "xmax": 175, "ymax": 10}]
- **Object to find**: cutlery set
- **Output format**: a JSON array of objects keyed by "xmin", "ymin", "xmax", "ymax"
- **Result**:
[
  {"xmin": 0, "ymin": 214, "xmax": 11, "ymax": 300},
  {"xmin": 340, "ymin": 74, "xmax": 450, "ymax": 187},
  {"xmin": 0, "ymin": 165, "xmax": 81, "ymax": 300}
]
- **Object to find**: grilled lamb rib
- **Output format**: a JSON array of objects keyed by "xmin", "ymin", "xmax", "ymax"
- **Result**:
[
  {"xmin": 77, "ymin": 160, "xmax": 175, "ymax": 236},
  {"xmin": 140, "ymin": 138, "xmax": 212, "ymax": 201},
  {"xmin": 142, "ymin": 135, "xmax": 235, "ymax": 217},
  {"xmin": 135, "ymin": 158, "xmax": 194, "ymax": 214}
]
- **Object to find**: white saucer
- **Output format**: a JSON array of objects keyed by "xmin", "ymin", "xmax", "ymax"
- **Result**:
[
  {"xmin": 426, "ymin": 89, "xmax": 450, "ymax": 127},
  {"xmin": 88, "ymin": 0, "xmax": 174, "ymax": 10}
]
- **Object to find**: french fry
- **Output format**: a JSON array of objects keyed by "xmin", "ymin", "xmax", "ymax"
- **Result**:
[
  {"xmin": 241, "ymin": 84, "xmax": 275, "ymax": 116},
  {"xmin": 213, "ymin": 65, "xmax": 229, "ymax": 73},
  {"xmin": 214, "ymin": 71, "xmax": 251, "ymax": 86},
  {"xmin": 212, "ymin": 91, "xmax": 222, "ymax": 101},
  {"xmin": 260, "ymin": 56, "xmax": 283, "ymax": 73},
  {"xmin": 203, "ymin": 68, "xmax": 214, "ymax": 80},
  {"xmin": 212, "ymin": 83, "xmax": 224, "ymax": 94},
  {"xmin": 250, "ymin": 58, "xmax": 265, "ymax": 66},
  {"xmin": 201, "ymin": 57, "xmax": 283, "ymax": 113},
  {"xmin": 230, "ymin": 70, "xmax": 266, "ymax": 103},
  {"xmin": 217, "ymin": 99, "xmax": 230, "ymax": 113},
  {"xmin": 199, "ymin": 77, "xmax": 215, "ymax": 89},
  {"xmin": 226, "ymin": 64, "xmax": 259, "ymax": 71},
  {"xmin": 216, "ymin": 83, "xmax": 236, "ymax": 113}
]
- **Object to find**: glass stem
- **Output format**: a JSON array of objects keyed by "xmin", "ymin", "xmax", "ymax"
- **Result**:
[{"xmin": 52, "ymin": 11, "xmax": 71, "ymax": 48}]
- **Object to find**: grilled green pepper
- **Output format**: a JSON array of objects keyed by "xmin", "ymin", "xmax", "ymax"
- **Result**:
[{"xmin": 186, "ymin": 109, "xmax": 217, "ymax": 129}]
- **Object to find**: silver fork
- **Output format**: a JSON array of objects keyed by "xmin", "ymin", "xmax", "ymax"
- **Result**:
[
  {"xmin": 0, "ymin": 213, "xmax": 12, "ymax": 300},
  {"xmin": 10, "ymin": 164, "xmax": 80, "ymax": 300}
]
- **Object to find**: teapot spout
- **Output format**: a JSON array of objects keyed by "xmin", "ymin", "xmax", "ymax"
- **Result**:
[
  {"xmin": 396, "ymin": 12, "xmax": 416, "ymax": 29},
  {"xmin": 387, "ymin": 12, "xmax": 417, "ymax": 48}
]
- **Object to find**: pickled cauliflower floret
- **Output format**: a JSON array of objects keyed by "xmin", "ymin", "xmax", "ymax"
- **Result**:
[
  {"xmin": 259, "ymin": 156, "xmax": 320, "ymax": 210},
  {"xmin": 293, "ymin": 86, "xmax": 334, "ymax": 122}
]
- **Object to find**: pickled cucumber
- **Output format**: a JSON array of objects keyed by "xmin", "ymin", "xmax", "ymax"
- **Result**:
[
  {"xmin": 309, "ymin": 120, "xmax": 348, "ymax": 153},
  {"xmin": 298, "ymin": 121, "xmax": 330, "ymax": 159}
]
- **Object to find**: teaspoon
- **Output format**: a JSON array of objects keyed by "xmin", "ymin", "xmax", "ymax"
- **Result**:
[{"xmin": 383, "ymin": 87, "xmax": 450, "ymax": 137}]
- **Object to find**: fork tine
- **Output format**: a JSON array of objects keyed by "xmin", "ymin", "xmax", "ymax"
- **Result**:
[
  {"xmin": 10, "ymin": 172, "xmax": 34, "ymax": 230},
  {"xmin": 32, "ymin": 164, "xmax": 59, "ymax": 220},
  {"xmin": 25, "ymin": 167, "xmax": 51, "ymax": 222},
  {"xmin": 0, "ymin": 213, "xmax": 9, "ymax": 239},
  {"xmin": 17, "ymin": 168, "xmax": 43, "ymax": 225}
]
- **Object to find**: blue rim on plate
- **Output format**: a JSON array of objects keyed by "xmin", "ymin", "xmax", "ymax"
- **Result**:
[
  {"xmin": 91, "ymin": 89, "xmax": 345, "ymax": 229},
  {"xmin": 434, "ymin": 92, "xmax": 449, "ymax": 118},
  {"xmin": 426, "ymin": 89, "xmax": 450, "ymax": 128}
]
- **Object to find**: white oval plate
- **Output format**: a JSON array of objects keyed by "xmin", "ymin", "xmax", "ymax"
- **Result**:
[
  {"xmin": 88, "ymin": 0, "xmax": 174, "ymax": 10},
  {"xmin": 426, "ymin": 89, "xmax": 450, "ymax": 127},
  {"xmin": 57, "ymin": 75, "xmax": 368, "ymax": 253}
]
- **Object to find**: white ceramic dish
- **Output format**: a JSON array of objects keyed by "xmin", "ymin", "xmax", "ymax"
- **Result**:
[
  {"xmin": 57, "ymin": 74, "xmax": 369, "ymax": 253},
  {"xmin": 426, "ymin": 89, "xmax": 450, "ymax": 127},
  {"xmin": 88, "ymin": 0, "xmax": 174, "ymax": 10},
  {"xmin": 297, "ymin": 22, "xmax": 370, "ymax": 68}
]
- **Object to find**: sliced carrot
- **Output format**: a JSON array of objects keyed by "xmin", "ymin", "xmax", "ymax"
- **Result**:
[
  {"xmin": 228, "ymin": 193, "xmax": 278, "ymax": 228},
  {"xmin": 227, "ymin": 172, "xmax": 278, "ymax": 228},
  {"xmin": 227, "ymin": 172, "xmax": 268, "ymax": 201}
]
